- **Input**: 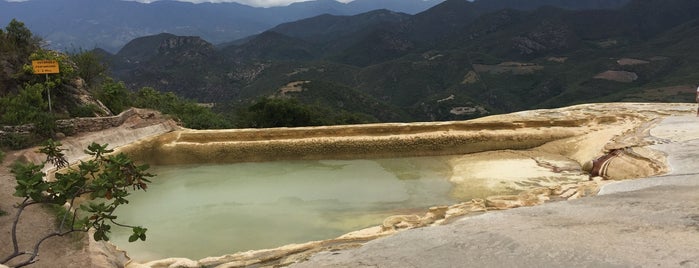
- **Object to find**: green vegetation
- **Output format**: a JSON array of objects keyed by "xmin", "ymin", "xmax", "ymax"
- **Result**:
[
  {"xmin": 0, "ymin": 19, "xmax": 236, "ymax": 141},
  {"xmin": 0, "ymin": 134, "xmax": 30, "ymax": 151},
  {"xmin": 0, "ymin": 19, "xmax": 43, "ymax": 114},
  {"xmin": 1, "ymin": 140, "xmax": 151, "ymax": 267},
  {"xmin": 0, "ymin": 148, "xmax": 4, "ymax": 163},
  {"xmin": 68, "ymin": 48, "xmax": 108, "ymax": 89},
  {"xmin": 233, "ymin": 92, "xmax": 384, "ymax": 128},
  {"xmin": 7, "ymin": 0, "xmax": 699, "ymax": 132},
  {"xmin": 132, "ymin": 87, "xmax": 231, "ymax": 129},
  {"xmin": 0, "ymin": 19, "xmax": 41, "ymax": 94},
  {"xmin": 98, "ymin": 79, "xmax": 131, "ymax": 114},
  {"xmin": 0, "ymin": 19, "xmax": 80, "ymax": 146},
  {"xmin": 0, "ymin": 82, "xmax": 51, "ymax": 125},
  {"xmin": 235, "ymin": 97, "xmax": 318, "ymax": 128},
  {"xmin": 102, "ymin": 0, "xmax": 699, "ymax": 123}
]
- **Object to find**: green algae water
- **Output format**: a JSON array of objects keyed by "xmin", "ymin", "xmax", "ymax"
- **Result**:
[{"xmin": 111, "ymin": 156, "xmax": 458, "ymax": 261}]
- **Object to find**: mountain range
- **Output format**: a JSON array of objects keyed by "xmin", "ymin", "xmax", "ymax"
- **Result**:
[
  {"xmin": 0, "ymin": 0, "xmax": 444, "ymax": 52},
  {"xmin": 102, "ymin": 0, "xmax": 699, "ymax": 122}
]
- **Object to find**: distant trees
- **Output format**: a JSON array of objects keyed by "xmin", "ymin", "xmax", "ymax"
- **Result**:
[
  {"xmin": 236, "ymin": 97, "xmax": 317, "ymax": 128},
  {"xmin": 0, "ymin": 19, "xmax": 385, "ymax": 148},
  {"xmin": 234, "ymin": 96, "xmax": 377, "ymax": 128},
  {"xmin": 1, "ymin": 141, "xmax": 151, "ymax": 267},
  {"xmin": 132, "ymin": 87, "xmax": 231, "ymax": 129}
]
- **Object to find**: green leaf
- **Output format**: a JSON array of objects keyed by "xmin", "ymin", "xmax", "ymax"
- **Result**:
[{"xmin": 93, "ymin": 230, "xmax": 103, "ymax": 241}]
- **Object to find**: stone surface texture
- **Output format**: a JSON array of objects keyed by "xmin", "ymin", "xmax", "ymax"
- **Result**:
[
  {"xmin": 4, "ymin": 103, "xmax": 697, "ymax": 268},
  {"xmin": 114, "ymin": 103, "xmax": 699, "ymax": 268},
  {"xmin": 291, "ymin": 114, "xmax": 699, "ymax": 268}
]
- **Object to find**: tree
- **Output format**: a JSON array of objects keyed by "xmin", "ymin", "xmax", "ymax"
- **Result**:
[
  {"xmin": 132, "ymin": 87, "xmax": 231, "ymax": 129},
  {"xmin": 4, "ymin": 19, "xmax": 39, "ymax": 57},
  {"xmin": 1, "ymin": 140, "xmax": 152, "ymax": 267},
  {"xmin": 0, "ymin": 19, "xmax": 41, "ymax": 96},
  {"xmin": 97, "ymin": 79, "xmax": 131, "ymax": 114},
  {"xmin": 0, "ymin": 82, "xmax": 48, "ymax": 125},
  {"xmin": 25, "ymin": 49, "xmax": 78, "ymax": 87},
  {"xmin": 240, "ymin": 97, "xmax": 316, "ymax": 128},
  {"xmin": 69, "ymin": 49, "xmax": 107, "ymax": 89}
]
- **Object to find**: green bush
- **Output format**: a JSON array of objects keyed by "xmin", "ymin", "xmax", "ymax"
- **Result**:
[
  {"xmin": 133, "ymin": 87, "xmax": 231, "ymax": 129},
  {"xmin": 2, "ymin": 141, "xmax": 152, "ymax": 267},
  {"xmin": 98, "ymin": 79, "xmax": 131, "ymax": 114},
  {"xmin": 0, "ymin": 82, "xmax": 48, "ymax": 125},
  {"xmin": 69, "ymin": 48, "xmax": 107, "ymax": 89},
  {"xmin": 32, "ymin": 112, "xmax": 56, "ymax": 137},
  {"xmin": 0, "ymin": 148, "xmax": 5, "ymax": 164},
  {"xmin": 69, "ymin": 104, "xmax": 99, "ymax": 118},
  {"xmin": 0, "ymin": 133, "xmax": 33, "ymax": 150},
  {"xmin": 237, "ymin": 97, "xmax": 317, "ymax": 128}
]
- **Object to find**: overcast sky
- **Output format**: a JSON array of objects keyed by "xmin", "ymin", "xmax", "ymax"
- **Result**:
[
  {"xmin": 3, "ymin": 0, "xmax": 355, "ymax": 8},
  {"xmin": 124, "ymin": 0, "xmax": 354, "ymax": 8}
]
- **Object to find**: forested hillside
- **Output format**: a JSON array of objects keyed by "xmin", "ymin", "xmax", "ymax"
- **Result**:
[
  {"xmin": 0, "ymin": 20, "xmax": 230, "ymax": 150},
  {"xmin": 0, "ymin": 0, "xmax": 444, "ymax": 52},
  {"xmin": 103, "ymin": 0, "xmax": 699, "ymax": 123}
]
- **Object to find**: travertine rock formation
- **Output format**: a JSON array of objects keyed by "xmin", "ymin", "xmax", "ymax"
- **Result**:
[{"xmin": 92, "ymin": 103, "xmax": 697, "ymax": 268}]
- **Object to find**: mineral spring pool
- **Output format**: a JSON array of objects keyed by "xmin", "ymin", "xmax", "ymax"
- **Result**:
[{"xmin": 111, "ymin": 156, "xmax": 484, "ymax": 261}]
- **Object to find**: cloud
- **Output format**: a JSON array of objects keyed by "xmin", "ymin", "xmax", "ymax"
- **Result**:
[{"xmin": 121, "ymin": 0, "xmax": 354, "ymax": 8}]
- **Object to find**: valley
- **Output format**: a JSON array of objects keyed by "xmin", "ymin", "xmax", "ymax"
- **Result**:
[{"xmin": 98, "ymin": 0, "xmax": 699, "ymax": 124}]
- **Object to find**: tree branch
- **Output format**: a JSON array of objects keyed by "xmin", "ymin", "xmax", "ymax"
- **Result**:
[
  {"xmin": 13, "ymin": 229, "xmax": 82, "ymax": 268},
  {"xmin": 1, "ymin": 198, "xmax": 30, "ymax": 264}
]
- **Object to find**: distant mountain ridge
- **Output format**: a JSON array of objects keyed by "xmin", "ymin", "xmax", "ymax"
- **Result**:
[
  {"xmin": 105, "ymin": 0, "xmax": 699, "ymax": 123},
  {"xmin": 0, "ymin": 0, "xmax": 444, "ymax": 52}
]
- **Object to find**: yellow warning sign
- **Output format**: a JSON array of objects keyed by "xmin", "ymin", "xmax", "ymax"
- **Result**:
[{"xmin": 31, "ymin": 60, "xmax": 60, "ymax": 74}]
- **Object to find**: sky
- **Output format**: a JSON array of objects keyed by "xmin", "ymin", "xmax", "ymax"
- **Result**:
[
  {"xmin": 4, "ymin": 0, "xmax": 355, "ymax": 8},
  {"xmin": 125, "ymin": 0, "xmax": 355, "ymax": 8}
]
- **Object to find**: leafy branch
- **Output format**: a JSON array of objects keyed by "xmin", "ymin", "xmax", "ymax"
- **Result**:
[{"xmin": 1, "ymin": 140, "xmax": 153, "ymax": 267}]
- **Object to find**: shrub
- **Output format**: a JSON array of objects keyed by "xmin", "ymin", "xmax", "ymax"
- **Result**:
[
  {"xmin": 1, "ymin": 140, "xmax": 152, "ymax": 267},
  {"xmin": 69, "ymin": 104, "xmax": 100, "ymax": 118},
  {"xmin": 0, "ymin": 133, "xmax": 33, "ymax": 150}
]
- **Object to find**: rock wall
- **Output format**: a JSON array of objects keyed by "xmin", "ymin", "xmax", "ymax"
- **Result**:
[
  {"xmin": 18, "ymin": 108, "xmax": 180, "ymax": 170},
  {"xmin": 120, "ymin": 103, "xmax": 694, "ymax": 167},
  {"xmin": 0, "ymin": 108, "xmax": 150, "ymax": 141},
  {"xmin": 55, "ymin": 109, "xmax": 138, "ymax": 135},
  {"xmin": 120, "ymin": 117, "xmax": 599, "ymax": 165}
]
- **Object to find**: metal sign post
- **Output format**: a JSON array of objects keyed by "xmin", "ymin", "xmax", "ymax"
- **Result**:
[
  {"xmin": 45, "ymin": 73, "xmax": 51, "ymax": 113},
  {"xmin": 31, "ymin": 60, "xmax": 60, "ymax": 113}
]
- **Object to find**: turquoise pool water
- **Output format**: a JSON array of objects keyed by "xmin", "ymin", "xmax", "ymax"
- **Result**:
[{"xmin": 111, "ymin": 156, "xmax": 460, "ymax": 261}]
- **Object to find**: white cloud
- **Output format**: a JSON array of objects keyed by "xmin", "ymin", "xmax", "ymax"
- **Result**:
[{"xmin": 121, "ymin": 0, "xmax": 354, "ymax": 8}]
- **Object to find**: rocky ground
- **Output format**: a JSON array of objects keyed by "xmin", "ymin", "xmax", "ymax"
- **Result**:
[{"xmin": 291, "ymin": 115, "xmax": 699, "ymax": 267}]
